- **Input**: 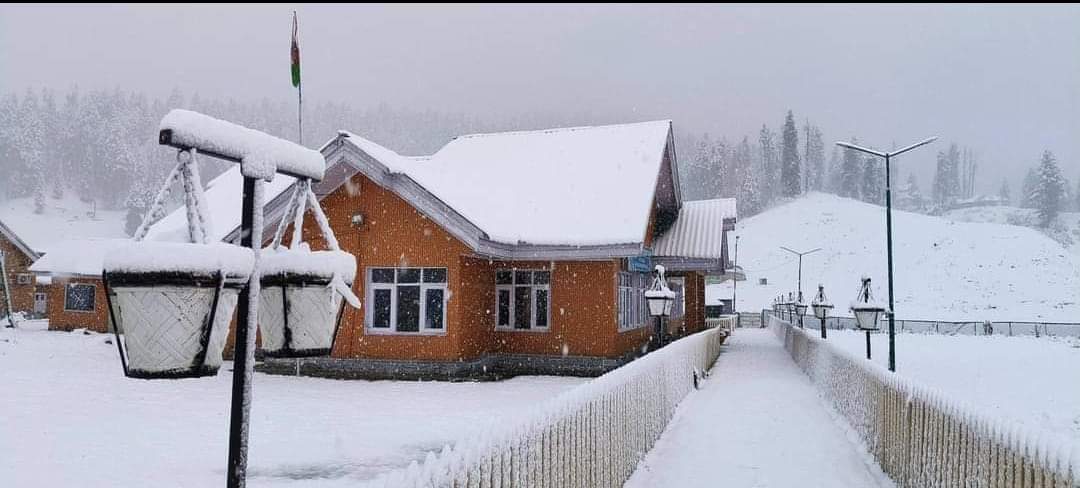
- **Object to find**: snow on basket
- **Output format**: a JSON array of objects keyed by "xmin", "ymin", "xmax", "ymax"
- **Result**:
[
  {"xmin": 104, "ymin": 242, "xmax": 254, "ymax": 379},
  {"xmin": 258, "ymin": 179, "xmax": 360, "ymax": 358},
  {"xmin": 258, "ymin": 246, "xmax": 356, "ymax": 357}
]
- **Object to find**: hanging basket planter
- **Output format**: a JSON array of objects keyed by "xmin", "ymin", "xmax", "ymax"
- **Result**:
[
  {"xmin": 258, "ymin": 247, "xmax": 357, "ymax": 357},
  {"xmin": 258, "ymin": 179, "xmax": 360, "ymax": 358},
  {"xmin": 104, "ymin": 242, "xmax": 254, "ymax": 379}
]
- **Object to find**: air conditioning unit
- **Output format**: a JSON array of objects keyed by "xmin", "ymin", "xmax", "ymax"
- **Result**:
[{"xmin": 758, "ymin": 278, "xmax": 768, "ymax": 285}]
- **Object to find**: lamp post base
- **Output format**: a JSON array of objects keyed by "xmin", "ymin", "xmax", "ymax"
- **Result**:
[{"xmin": 865, "ymin": 330, "xmax": 872, "ymax": 360}]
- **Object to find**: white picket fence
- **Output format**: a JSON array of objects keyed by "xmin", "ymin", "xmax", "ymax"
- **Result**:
[
  {"xmin": 364, "ymin": 327, "xmax": 726, "ymax": 488},
  {"xmin": 770, "ymin": 316, "xmax": 1080, "ymax": 488}
]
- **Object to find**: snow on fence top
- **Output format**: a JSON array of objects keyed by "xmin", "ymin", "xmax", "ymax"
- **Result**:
[
  {"xmin": 341, "ymin": 120, "xmax": 673, "ymax": 246},
  {"xmin": 159, "ymin": 109, "xmax": 325, "ymax": 181},
  {"xmin": 103, "ymin": 241, "xmax": 254, "ymax": 280}
]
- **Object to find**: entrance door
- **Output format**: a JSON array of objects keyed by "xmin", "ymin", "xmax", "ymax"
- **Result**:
[{"xmin": 33, "ymin": 292, "xmax": 47, "ymax": 316}]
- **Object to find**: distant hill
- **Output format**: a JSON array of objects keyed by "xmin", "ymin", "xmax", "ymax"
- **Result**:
[{"xmin": 728, "ymin": 192, "xmax": 1080, "ymax": 322}]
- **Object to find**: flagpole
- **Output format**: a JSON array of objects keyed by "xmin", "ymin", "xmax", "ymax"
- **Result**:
[{"xmin": 298, "ymin": 79, "xmax": 302, "ymax": 146}]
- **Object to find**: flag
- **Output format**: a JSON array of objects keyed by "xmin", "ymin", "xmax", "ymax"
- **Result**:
[{"xmin": 291, "ymin": 12, "xmax": 301, "ymax": 88}]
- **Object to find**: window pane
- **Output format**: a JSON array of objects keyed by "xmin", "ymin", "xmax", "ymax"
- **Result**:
[
  {"xmin": 534, "ymin": 271, "xmax": 550, "ymax": 285},
  {"xmin": 396, "ymin": 286, "xmax": 420, "ymax": 332},
  {"xmin": 497, "ymin": 289, "xmax": 510, "ymax": 326},
  {"xmin": 514, "ymin": 286, "xmax": 531, "ymax": 329},
  {"xmin": 397, "ymin": 268, "xmax": 420, "ymax": 283},
  {"xmin": 495, "ymin": 270, "xmax": 512, "ymax": 285},
  {"xmin": 371, "ymin": 268, "xmax": 395, "ymax": 283},
  {"xmin": 372, "ymin": 289, "xmax": 391, "ymax": 328},
  {"xmin": 514, "ymin": 270, "xmax": 532, "ymax": 284},
  {"xmin": 535, "ymin": 289, "xmax": 548, "ymax": 328},
  {"xmin": 64, "ymin": 284, "xmax": 95, "ymax": 312},
  {"xmin": 423, "ymin": 268, "xmax": 447, "ymax": 283},
  {"xmin": 425, "ymin": 288, "xmax": 444, "ymax": 329}
]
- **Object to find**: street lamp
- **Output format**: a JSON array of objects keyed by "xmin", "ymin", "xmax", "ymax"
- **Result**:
[
  {"xmin": 794, "ymin": 293, "xmax": 808, "ymax": 328},
  {"xmin": 836, "ymin": 136, "xmax": 937, "ymax": 372},
  {"xmin": 779, "ymin": 246, "xmax": 821, "ymax": 307},
  {"xmin": 851, "ymin": 276, "xmax": 885, "ymax": 361},
  {"xmin": 811, "ymin": 284, "xmax": 833, "ymax": 339},
  {"xmin": 645, "ymin": 265, "xmax": 675, "ymax": 349}
]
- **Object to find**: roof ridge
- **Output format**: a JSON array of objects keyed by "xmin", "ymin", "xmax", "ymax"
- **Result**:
[{"xmin": 450, "ymin": 119, "xmax": 672, "ymax": 142}]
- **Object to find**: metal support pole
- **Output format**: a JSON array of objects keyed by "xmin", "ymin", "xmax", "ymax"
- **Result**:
[
  {"xmin": 732, "ymin": 236, "xmax": 739, "ymax": 319},
  {"xmin": 885, "ymin": 154, "xmax": 896, "ymax": 372},
  {"xmin": 226, "ymin": 176, "xmax": 257, "ymax": 488},
  {"xmin": 820, "ymin": 316, "xmax": 827, "ymax": 339},
  {"xmin": 654, "ymin": 316, "xmax": 664, "ymax": 349},
  {"xmin": 866, "ymin": 330, "xmax": 872, "ymax": 360}
]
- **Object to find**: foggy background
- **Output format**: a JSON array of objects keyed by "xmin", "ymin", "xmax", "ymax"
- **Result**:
[{"xmin": 2, "ymin": 3, "xmax": 1078, "ymax": 198}]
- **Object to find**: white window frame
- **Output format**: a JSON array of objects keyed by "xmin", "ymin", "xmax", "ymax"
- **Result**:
[
  {"xmin": 667, "ymin": 276, "xmax": 686, "ymax": 319},
  {"xmin": 364, "ymin": 267, "xmax": 448, "ymax": 335},
  {"xmin": 63, "ymin": 283, "xmax": 96, "ymax": 313},
  {"xmin": 618, "ymin": 271, "xmax": 650, "ymax": 331},
  {"xmin": 494, "ymin": 268, "xmax": 551, "ymax": 332}
]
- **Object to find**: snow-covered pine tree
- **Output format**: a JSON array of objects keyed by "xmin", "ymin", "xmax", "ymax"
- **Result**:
[
  {"xmin": 804, "ymin": 124, "xmax": 825, "ymax": 192},
  {"xmin": 839, "ymin": 137, "xmax": 862, "ymax": 199},
  {"xmin": 1030, "ymin": 150, "xmax": 1067, "ymax": 227},
  {"xmin": 779, "ymin": 111, "xmax": 801, "ymax": 197},
  {"xmin": 736, "ymin": 136, "xmax": 761, "ymax": 215},
  {"xmin": 827, "ymin": 145, "xmax": 842, "ymax": 194},
  {"xmin": 758, "ymin": 125, "xmax": 778, "ymax": 203},
  {"xmin": 1020, "ymin": 168, "xmax": 1038, "ymax": 209},
  {"xmin": 998, "ymin": 178, "xmax": 1011, "ymax": 205},
  {"xmin": 861, "ymin": 155, "xmax": 884, "ymax": 203}
]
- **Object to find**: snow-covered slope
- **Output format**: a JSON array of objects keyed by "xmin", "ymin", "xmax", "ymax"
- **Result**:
[
  {"xmin": 943, "ymin": 205, "xmax": 1080, "ymax": 256},
  {"xmin": 0, "ymin": 195, "xmax": 127, "ymax": 253},
  {"xmin": 732, "ymin": 192, "xmax": 1080, "ymax": 322}
]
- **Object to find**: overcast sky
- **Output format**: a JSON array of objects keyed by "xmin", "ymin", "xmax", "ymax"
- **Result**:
[{"xmin": 2, "ymin": 4, "xmax": 1079, "ymax": 189}]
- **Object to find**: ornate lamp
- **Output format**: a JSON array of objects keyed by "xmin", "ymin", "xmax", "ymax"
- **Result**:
[
  {"xmin": 850, "ymin": 276, "xmax": 885, "ymax": 359},
  {"xmin": 645, "ymin": 265, "xmax": 675, "ymax": 348},
  {"xmin": 811, "ymin": 284, "xmax": 833, "ymax": 339}
]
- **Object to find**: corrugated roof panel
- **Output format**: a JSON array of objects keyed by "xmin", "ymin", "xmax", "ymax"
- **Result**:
[{"xmin": 652, "ymin": 198, "xmax": 737, "ymax": 259}]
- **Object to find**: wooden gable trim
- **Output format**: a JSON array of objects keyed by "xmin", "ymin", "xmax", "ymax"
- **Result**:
[{"xmin": 0, "ymin": 219, "xmax": 40, "ymax": 260}]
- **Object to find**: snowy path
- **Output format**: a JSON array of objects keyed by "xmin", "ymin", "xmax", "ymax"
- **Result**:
[{"xmin": 624, "ymin": 329, "xmax": 893, "ymax": 488}]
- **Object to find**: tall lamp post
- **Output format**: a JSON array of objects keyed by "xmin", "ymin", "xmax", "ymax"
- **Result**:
[
  {"xmin": 780, "ymin": 246, "xmax": 820, "ymax": 327},
  {"xmin": 731, "ymin": 235, "xmax": 739, "ymax": 316},
  {"xmin": 836, "ymin": 136, "xmax": 937, "ymax": 372}
]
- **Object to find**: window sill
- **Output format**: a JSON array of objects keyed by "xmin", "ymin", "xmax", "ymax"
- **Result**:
[
  {"xmin": 494, "ymin": 327, "xmax": 551, "ymax": 333},
  {"xmin": 617, "ymin": 324, "xmax": 650, "ymax": 333},
  {"xmin": 63, "ymin": 309, "xmax": 97, "ymax": 314},
  {"xmin": 363, "ymin": 328, "xmax": 448, "ymax": 337}
]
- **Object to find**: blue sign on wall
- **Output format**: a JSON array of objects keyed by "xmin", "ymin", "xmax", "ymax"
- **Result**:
[{"xmin": 628, "ymin": 252, "xmax": 653, "ymax": 273}]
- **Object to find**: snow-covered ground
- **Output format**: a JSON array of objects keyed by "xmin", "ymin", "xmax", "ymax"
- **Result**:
[
  {"xmin": 626, "ymin": 329, "xmax": 894, "ymax": 488},
  {"xmin": 943, "ymin": 204, "xmax": 1080, "ymax": 256},
  {"xmin": 828, "ymin": 329, "xmax": 1080, "ymax": 445},
  {"xmin": 0, "ymin": 325, "xmax": 584, "ymax": 487},
  {"xmin": 726, "ymin": 193, "xmax": 1080, "ymax": 322}
]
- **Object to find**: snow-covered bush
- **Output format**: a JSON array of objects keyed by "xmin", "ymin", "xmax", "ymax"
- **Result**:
[
  {"xmin": 770, "ymin": 315, "xmax": 1079, "ymax": 488},
  {"xmin": 364, "ymin": 327, "xmax": 726, "ymax": 488}
]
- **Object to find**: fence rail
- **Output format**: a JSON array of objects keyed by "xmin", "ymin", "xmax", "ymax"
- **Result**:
[
  {"xmin": 763, "ymin": 309, "xmax": 1080, "ymax": 339},
  {"xmin": 364, "ymin": 327, "xmax": 726, "ymax": 487},
  {"xmin": 770, "ymin": 315, "xmax": 1080, "ymax": 488}
]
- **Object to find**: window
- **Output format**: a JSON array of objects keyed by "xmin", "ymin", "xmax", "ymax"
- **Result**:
[
  {"xmin": 17, "ymin": 273, "xmax": 32, "ymax": 285},
  {"xmin": 64, "ymin": 283, "xmax": 96, "ymax": 312},
  {"xmin": 618, "ymin": 271, "xmax": 649, "ymax": 331},
  {"xmin": 667, "ymin": 277, "xmax": 685, "ymax": 319},
  {"xmin": 495, "ymin": 269, "xmax": 550, "ymax": 330},
  {"xmin": 366, "ymin": 267, "xmax": 447, "ymax": 333}
]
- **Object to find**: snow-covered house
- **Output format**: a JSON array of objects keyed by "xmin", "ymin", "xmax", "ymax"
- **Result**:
[
  {"xmin": 251, "ymin": 120, "xmax": 736, "ymax": 378},
  {"xmin": 0, "ymin": 219, "xmax": 41, "ymax": 319},
  {"xmin": 0, "ymin": 196, "xmax": 127, "ymax": 327}
]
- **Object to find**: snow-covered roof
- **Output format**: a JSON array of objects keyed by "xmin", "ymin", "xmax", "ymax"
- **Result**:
[
  {"xmin": 0, "ymin": 195, "xmax": 128, "ymax": 255},
  {"xmin": 340, "ymin": 120, "xmax": 675, "ymax": 246},
  {"xmin": 143, "ymin": 166, "xmax": 296, "ymax": 243},
  {"xmin": 652, "ymin": 198, "xmax": 737, "ymax": 259},
  {"xmin": 29, "ymin": 238, "xmax": 129, "ymax": 277}
]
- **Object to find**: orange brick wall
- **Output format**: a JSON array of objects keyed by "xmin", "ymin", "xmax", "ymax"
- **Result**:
[
  {"xmin": 277, "ymin": 173, "xmax": 638, "ymax": 361},
  {"xmin": 47, "ymin": 277, "xmax": 110, "ymax": 333},
  {"xmin": 1, "ymin": 233, "xmax": 36, "ymax": 315}
]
